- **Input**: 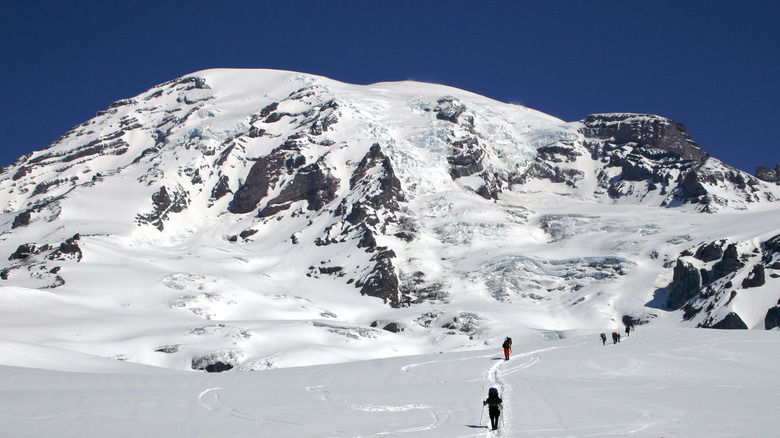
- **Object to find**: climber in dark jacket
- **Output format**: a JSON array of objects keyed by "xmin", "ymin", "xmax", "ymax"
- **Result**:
[{"xmin": 483, "ymin": 387, "xmax": 503, "ymax": 430}]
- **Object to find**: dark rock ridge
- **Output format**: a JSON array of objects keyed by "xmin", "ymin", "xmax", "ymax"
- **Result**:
[
  {"xmin": 565, "ymin": 113, "xmax": 776, "ymax": 212},
  {"xmin": 432, "ymin": 96, "xmax": 503, "ymax": 200},
  {"xmin": 765, "ymin": 302, "xmax": 780, "ymax": 330},
  {"xmin": 332, "ymin": 143, "xmax": 410, "ymax": 307},
  {"xmin": 704, "ymin": 312, "xmax": 748, "ymax": 330},
  {"xmin": 756, "ymin": 164, "xmax": 780, "ymax": 184},
  {"xmin": 666, "ymin": 234, "xmax": 780, "ymax": 329},
  {"xmin": 3, "ymin": 234, "xmax": 82, "ymax": 288},
  {"xmin": 580, "ymin": 114, "xmax": 706, "ymax": 204},
  {"xmin": 580, "ymin": 113, "xmax": 707, "ymax": 162},
  {"xmin": 136, "ymin": 186, "xmax": 190, "ymax": 231}
]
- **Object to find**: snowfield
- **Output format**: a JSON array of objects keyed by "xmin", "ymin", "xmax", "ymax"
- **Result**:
[{"xmin": 0, "ymin": 328, "xmax": 778, "ymax": 437}]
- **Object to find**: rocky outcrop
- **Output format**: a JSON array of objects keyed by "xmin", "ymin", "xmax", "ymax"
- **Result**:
[
  {"xmin": 435, "ymin": 96, "xmax": 469, "ymax": 124},
  {"xmin": 3, "ymin": 234, "xmax": 82, "ymax": 289},
  {"xmin": 694, "ymin": 241, "xmax": 724, "ymax": 263},
  {"xmin": 756, "ymin": 164, "xmax": 779, "ymax": 184},
  {"xmin": 340, "ymin": 145, "xmax": 409, "ymax": 307},
  {"xmin": 705, "ymin": 244, "xmax": 744, "ymax": 285},
  {"xmin": 47, "ymin": 234, "xmax": 83, "ymax": 262},
  {"xmin": 581, "ymin": 113, "xmax": 706, "ymax": 162},
  {"xmin": 209, "ymin": 174, "xmax": 232, "ymax": 202},
  {"xmin": 704, "ymin": 312, "xmax": 748, "ymax": 330},
  {"xmin": 667, "ymin": 259, "xmax": 702, "ymax": 309},
  {"xmin": 230, "ymin": 153, "xmax": 281, "ymax": 214},
  {"xmin": 350, "ymin": 143, "xmax": 404, "ymax": 212},
  {"xmin": 741, "ymin": 264, "xmax": 765, "ymax": 289},
  {"xmin": 355, "ymin": 248, "xmax": 402, "ymax": 306},
  {"xmin": 765, "ymin": 304, "xmax": 780, "ymax": 330},
  {"xmin": 136, "ymin": 185, "xmax": 189, "ymax": 231},
  {"xmin": 257, "ymin": 160, "xmax": 339, "ymax": 218},
  {"xmin": 667, "ymin": 234, "xmax": 780, "ymax": 329}
]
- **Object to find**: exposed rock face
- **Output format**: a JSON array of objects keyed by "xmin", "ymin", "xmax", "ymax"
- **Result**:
[
  {"xmin": 706, "ymin": 244, "xmax": 744, "ymax": 285},
  {"xmin": 569, "ymin": 113, "xmax": 778, "ymax": 212},
  {"xmin": 667, "ymin": 260, "xmax": 702, "ymax": 309},
  {"xmin": 581, "ymin": 113, "xmax": 707, "ymax": 162},
  {"xmin": 4, "ymin": 234, "xmax": 81, "ymax": 289},
  {"xmin": 209, "ymin": 174, "xmax": 231, "ymax": 202},
  {"xmin": 136, "ymin": 186, "xmax": 189, "ymax": 231},
  {"xmin": 756, "ymin": 165, "xmax": 779, "ymax": 184},
  {"xmin": 706, "ymin": 312, "xmax": 748, "ymax": 330},
  {"xmin": 257, "ymin": 160, "xmax": 339, "ymax": 218},
  {"xmin": 667, "ymin": 233, "xmax": 780, "ymax": 329},
  {"xmin": 48, "ymin": 234, "xmax": 83, "ymax": 262},
  {"xmin": 741, "ymin": 264, "xmax": 765, "ymax": 289},
  {"xmin": 350, "ymin": 143, "xmax": 405, "ymax": 212},
  {"xmin": 765, "ymin": 304, "xmax": 780, "ymax": 330},
  {"xmin": 336, "ymin": 144, "xmax": 409, "ymax": 307},
  {"xmin": 9, "ymin": 243, "xmax": 38, "ymax": 261},
  {"xmin": 229, "ymin": 154, "xmax": 279, "ymax": 214},
  {"xmin": 695, "ymin": 241, "xmax": 724, "ymax": 263},
  {"xmin": 354, "ymin": 249, "xmax": 401, "ymax": 306}
]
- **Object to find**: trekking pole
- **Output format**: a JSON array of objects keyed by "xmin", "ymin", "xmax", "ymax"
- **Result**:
[{"xmin": 479, "ymin": 405, "xmax": 485, "ymax": 426}]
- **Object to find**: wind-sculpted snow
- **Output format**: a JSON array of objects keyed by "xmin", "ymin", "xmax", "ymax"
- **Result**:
[{"xmin": 0, "ymin": 69, "xmax": 779, "ymax": 373}]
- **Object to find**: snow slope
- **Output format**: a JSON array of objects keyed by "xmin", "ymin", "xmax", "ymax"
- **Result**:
[{"xmin": 0, "ymin": 328, "xmax": 777, "ymax": 437}]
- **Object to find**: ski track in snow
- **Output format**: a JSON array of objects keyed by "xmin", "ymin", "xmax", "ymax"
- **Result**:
[
  {"xmin": 198, "ymin": 381, "xmax": 451, "ymax": 437},
  {"xmin": 198, "ymin": 387, "xmax": 301, "ymax": 426},
  {"xmin": 197, "ymin": 338, "xmax": 680, "ymax": 437},
  {"xmin": 197, "ymin": 352, "xmax": 508, "ymax": 437},
  {"xmin": 196, "ymin": 348, "xmax": 549, "ymax": 437},
  {"xmin": 305, "ymin": 384, "xmax": 451, "ymax": 437},
  {"xmin": 484, "ymin": 351, "xmax": 540, "ymax": 437}
]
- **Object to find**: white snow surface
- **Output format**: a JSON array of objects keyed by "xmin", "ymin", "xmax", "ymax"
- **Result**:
[
  {"xmin": 0, "ymin": 68, "xmax": 779, "ymax": 435},
  {"xmin": 1, "ymin": 328, "xmax": 778, "ymax": 437}
]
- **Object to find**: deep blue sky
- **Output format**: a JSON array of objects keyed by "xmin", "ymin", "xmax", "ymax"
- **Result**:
[{"xmin": 2, "ymin": 1, "xmax": 778, "ymax": 173}]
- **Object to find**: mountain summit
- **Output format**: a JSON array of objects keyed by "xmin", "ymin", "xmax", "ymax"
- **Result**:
[{"xmin": 1, "ymin": 69, "xmax": 778, "ymax": 371}]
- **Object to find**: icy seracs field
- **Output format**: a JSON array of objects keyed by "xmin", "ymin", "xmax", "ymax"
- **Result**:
[{"xmin": 1, "ymin": 328, "xmax": 778, "ymax": 438}]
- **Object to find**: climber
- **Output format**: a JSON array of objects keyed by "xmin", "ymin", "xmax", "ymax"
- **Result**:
[
  {"xmin": 483, "ymin": 387, "xmax": 503, "ymax": 430},
  {"xmin": 502, "ymin": 337, "xmax": 512, "ymax": 360}
]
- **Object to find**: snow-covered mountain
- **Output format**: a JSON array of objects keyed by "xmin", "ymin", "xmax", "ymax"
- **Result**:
[{"xmin": 1, "ymin": 69, "xmax": 779, "ymax": 372}]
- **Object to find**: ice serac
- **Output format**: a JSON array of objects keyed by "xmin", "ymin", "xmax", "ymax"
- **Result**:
[{"xmin": 0, "ymin": 69, "xmax": 779, "ymax": 371}]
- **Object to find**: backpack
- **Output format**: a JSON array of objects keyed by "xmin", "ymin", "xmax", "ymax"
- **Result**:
[
  {"xmin": 502, "ymin": 338, "xmax": 512, "ymax": 349},
  {"xmin": 486, "ymin": 387, "xmax": 502, "ymax": 407}
]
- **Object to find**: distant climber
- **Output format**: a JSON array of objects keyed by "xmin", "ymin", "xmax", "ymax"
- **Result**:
[
  {"xmin": 483, "ymin": 387, "xmax": 503, "ymax": 430},
  {"xmin": 600, "ymin": 333, "xmax": 607, "ymax": 346},
  {"xmin": 612, "ymin": 332, "xmax": 618, "ymax": 344},
  {"xmin": 625, "ymin": 325, "xmax": 631, "ymax": 337},
  {"xmin": 502, "ymin": 337, "xmax": 512, "ymax": 361}
]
